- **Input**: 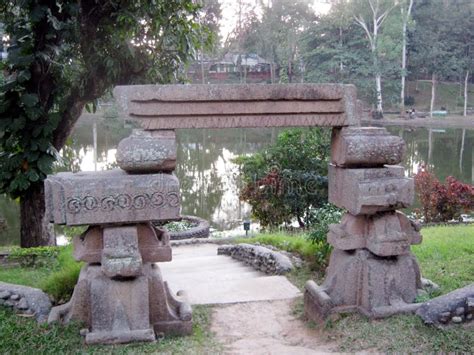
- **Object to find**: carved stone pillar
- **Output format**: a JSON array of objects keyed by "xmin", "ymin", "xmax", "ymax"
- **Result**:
[
  {"xmin": 304, "ymin": 127, "xmax": 424, "ymax": 321},
  {"xmin": 45, "ymin": 129, "xmax": 191, "ymax": 344}
]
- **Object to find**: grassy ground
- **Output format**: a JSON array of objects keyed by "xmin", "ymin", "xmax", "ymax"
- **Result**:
[
  {"xmin": 239, "ymin": 224, "xmax": 474, "ymax": 353},
  {"xmin": 404, "ymin": 81, "xmax": 474, "ymax": 113},
  {"xmin": 0, "ymin": 224, "xmax": 472, "ymax": 353},
  {"xmin": 0, "ymin": 305, "xmax": 220, "ymax": 354},
  {"xmin": 328, "ymin": 224, "xmax": 474, "ymax": 353}
]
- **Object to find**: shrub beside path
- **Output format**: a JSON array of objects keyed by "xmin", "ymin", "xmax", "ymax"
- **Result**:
[{"xmin": 160, "ymin": 244, "xmax": 338, "ymax": 354}]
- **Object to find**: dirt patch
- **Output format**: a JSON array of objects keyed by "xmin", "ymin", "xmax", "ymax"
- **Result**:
[{"xmin": 211, "ymin": 298, "xmax": 338, "ymax": 354}]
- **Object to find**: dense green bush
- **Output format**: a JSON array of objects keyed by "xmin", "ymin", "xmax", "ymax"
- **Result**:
[
  {"xmin": 41, "ymin": 245, "xmax": 82, "ymax": 303},
  {"xmin": 307, "ymin": 204, "xmax": 343, "ymax": 266},
  {"xmin": 8, "ymin": 246, "xmax": 60, "ymax": 268},
  {"xmin": 236, "ymin": 128, "xmax": 331, "ymax": 229}
]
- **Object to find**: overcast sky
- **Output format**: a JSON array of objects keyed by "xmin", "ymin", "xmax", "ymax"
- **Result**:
[{"xmin": 219, "ymin": 0, "xmax": 332, "ymax": 40}]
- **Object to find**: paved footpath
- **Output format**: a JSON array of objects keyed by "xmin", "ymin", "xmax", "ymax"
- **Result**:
[{"xmin": 159, "ymin": 244, "xmax": 301, "ymax": 305}]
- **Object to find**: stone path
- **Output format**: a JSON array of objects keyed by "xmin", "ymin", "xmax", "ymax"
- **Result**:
[
  {"xmin": 159, "ymin": 244, "xmax": 301, "ymax": 305},
  {"xmin": 159, "ymin": 243, "xmax": 344, "ymax": 354}
]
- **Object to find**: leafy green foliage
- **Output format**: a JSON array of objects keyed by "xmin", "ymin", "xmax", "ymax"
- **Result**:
[
  {"xmin": 0, "ymin": 1, "xmax": 205, "ymax": 200},
  {"xmin": 236, "ymin": 128, "xmax": 330, "ymax": 229},
  {"xmin": 306, "ymin": 204, "xmax": 343, "ymax": 266},
  {"xmin": 8, "ymin": 246, "xmax": 60, "ymax": 267},
  {"xmin": 40, "ymin": 244, "xmax": 82, "ymax": 303}
]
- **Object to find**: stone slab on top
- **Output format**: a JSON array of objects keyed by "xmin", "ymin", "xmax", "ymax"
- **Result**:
[
  {"xmin": 114, "ymin": 84, "xmax": 360, "ymax": 129},
  {"xmin": 45, "ymin": 170, "xmax": 181, "ymax": 226}
]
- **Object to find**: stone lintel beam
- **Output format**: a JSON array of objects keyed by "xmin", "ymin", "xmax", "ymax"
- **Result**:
[
  {"xmin": 45, "ymin": 170, "xmax": 180, "ymax": 226},
  {"xmin": 113, "ymin": 84, "xmax": 360, "ymax": 129},
  {"xmin": 328, "ymin": 164, "xmax": 414, "ymax": 215}
]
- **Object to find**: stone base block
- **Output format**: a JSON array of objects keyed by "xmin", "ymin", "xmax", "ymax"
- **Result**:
[
  {"xmin": 48, "ymin": 263, "xmax": 192, "ymax": 343},
  {"xmin": 304, "ymin": 280, "xmax": 333, "ymax": 324},
  {"xmin": 328, "ymin": 211, "xmax": 422, "ymax": 256},
  {"xmin": 304, "ymin": 249, "xmax": 422, "ymax": 322},
  {"xmin": 86, "ymin": 327, "xmax": 156, "ymax": 345},
  {"xmin": 328, "ymin": 164, "xmax": 414, "ymax": 215}
]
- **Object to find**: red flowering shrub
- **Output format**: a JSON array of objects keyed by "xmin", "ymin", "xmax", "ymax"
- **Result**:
[{"xmin": 414, "ymin": 168, "xmax": 474, "ymax": 222}]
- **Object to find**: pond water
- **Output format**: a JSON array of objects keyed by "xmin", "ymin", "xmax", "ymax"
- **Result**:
[{"xmin": 0, "ymin": 118, "xmax": 472, "ymax": 246}]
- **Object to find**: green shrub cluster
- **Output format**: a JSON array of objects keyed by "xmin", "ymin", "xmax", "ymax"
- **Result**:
[
  {"xmin": 8, "ymin": 246, "xmax": 60, "ymax": 268},
  {"xmin": 307, "ymin": 204, "xmax": 343, "ymax": 266},
  {"xmin": 40, "ymin": 245, "xmax": 83, "ymax": 303}
]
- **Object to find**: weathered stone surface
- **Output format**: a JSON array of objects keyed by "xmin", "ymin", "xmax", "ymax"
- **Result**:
[
  {"xmin": 86, "ymin": 274, "xmax": 155, "ymax": 344},
  {"xmin": 45, "ymin": 170, "xmax": 181, "ymax": 225},
  {"xmin": 113, "ymin": 84, "xmax": 360, "ymax": 129},
  {"xmin": 73, "ymin": 223, "xmax": 171, "ymax": 263},
  {"xmin": 0, "ymin": 290, "xmax": 11, "ymax": 299},
  {"xmin": 304, "ymin": 281, "xmax": 333, "ymax": 324},
  {"xmin": 147, "ymin": 264, "xmax": 193, "ymax": 336},
  {"xmin": 312, "ymin": 249, "xmax": 421, "ymax": 317},
  {"xmin": 0, "ymin": 282, "xmax": 51, "ymax": 323},
  {"xmin": 217, "ymin": 244, "xmax": 293, "ymax": 275},
  {"xmin": 328, "ymin": 164, "xmax": 414, "ymax": 215},
  {"xmin": 48, "ymin": 264, "xmax": 192, "ymax": 339},
  {"xmin": 416, "ymin": 284, "xmax": 474, "ymax": 327},
  {"xmin": 116, "ymin": 130, "xmax": 176, "ymax": 173},
  {"xmin": 101, "ymin": 226, "xmax": 143, "ymax": 278},
  {"xmin": 331, "ymin": 127, "xmax": 406, "ymax": 167}
]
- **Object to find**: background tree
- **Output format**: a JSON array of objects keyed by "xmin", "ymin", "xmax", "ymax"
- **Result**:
[
  {"xmin": 399, "ymin": 0, "xmax": 414, "ymax": 115},
  {"xmin": 353, "ymin": 0, "xmax": 396, "ymax": 118},
  {"xmin": 0, "ymin": 0, "xmax": 204, "ymax": 247},
  {"xmin": 236, "ymin": 128, "xmax": 330, "ymax": 229},
  {"xmin": 409, "ymin": 0, "xmax": 461, "ymax": 117}
]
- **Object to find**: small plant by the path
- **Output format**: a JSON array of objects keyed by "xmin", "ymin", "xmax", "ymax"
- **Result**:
[{"xmin": 414, "ymin": 168, "xmax": 473, "ymax": 222}]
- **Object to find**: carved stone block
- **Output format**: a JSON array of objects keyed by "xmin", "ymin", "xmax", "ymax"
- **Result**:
[
  {"xmin": 101, "ymin": 226, "xmax": 143, "ymax": 278},
  {"xmin": 87, "ymin": 274, "xmax": 155, "ymax": 344},
  {"xmin": 48, "ymin": 264, "xmax": 192, "ymax": 342},
  {"xmin": 328, "ymin": 211, "xmax": 422, "ymax": 256},
  {"xmin": 116, "ymin": 130, "xmax": 176, "ymax": 173},
  {"xmin": 328, "ymin": 164, "xmax": 414, "ymax": 215},
  {"xmin": 305, "ymin": 249, "xmax": 422, "ymax": 320},
  {"xmin": 331, "ymin": 127, "xmax": 406, "ymax": 167},
  {"xmin": 73, "ymin": 224, "xmax": 171, "ymax": 263},
  {"xmin": 45, "ymin": 170, "xmax": 181, "ymax": 225}
]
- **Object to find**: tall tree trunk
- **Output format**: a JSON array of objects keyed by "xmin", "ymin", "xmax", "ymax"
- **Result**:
[
  {"xmin": 464, "ymin": 70, "xmax": 469, "ymax": 116},
  {"xmin": 375, "ymin": 73, "xmax": 383, "ymax": 117},
  {"xmin": 20, "ymin": 183, "xmax": 55, "ymax": 248},
  {"xmin": 430, "ymin": 73, "xmax": 436, "ymax": 118},
  {"xmin": 459, "ymin": 129, "xmax": 465, "ymax": 173},
  {"xmin": 400, "ymin": 0, "xmax": 413, "ymax": 117},
  {"xmin": 400, "ymin": 18, "xmax": 407, "ymax": 115}
]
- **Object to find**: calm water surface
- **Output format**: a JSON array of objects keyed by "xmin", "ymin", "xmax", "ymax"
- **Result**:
[{"xmin": 0, "ymin": 120, "xmax": 472, "ymax": 246}]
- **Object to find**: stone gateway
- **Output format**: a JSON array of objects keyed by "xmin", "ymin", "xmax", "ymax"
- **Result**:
[{"xmin": 44, "ymin": 83, "xmax": 425, "ymax": 344}]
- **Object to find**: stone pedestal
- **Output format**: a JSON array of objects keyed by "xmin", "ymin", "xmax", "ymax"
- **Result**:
[
  {"xmin": 305, "ymin": 127, "xmax": 424, "ymax": 321},
  {"xmin": 45, "ymin": 130, "xmax": 191, "ymax": 344}
]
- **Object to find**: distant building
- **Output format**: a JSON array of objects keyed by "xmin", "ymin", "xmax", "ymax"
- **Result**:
[{"xmin": 188, "ymin": 53, "xmax": 278, "ymax": 84}]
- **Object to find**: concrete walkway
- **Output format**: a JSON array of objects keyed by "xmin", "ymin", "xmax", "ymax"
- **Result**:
[{"xmin": 159, "ymin": 244, "xmax": 301, "ymax": 305}]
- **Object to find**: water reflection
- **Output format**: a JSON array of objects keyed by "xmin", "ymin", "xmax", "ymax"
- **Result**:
[{"xmin": 0, "ymin": 120, "xmax": 472, "ymax": 246}]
